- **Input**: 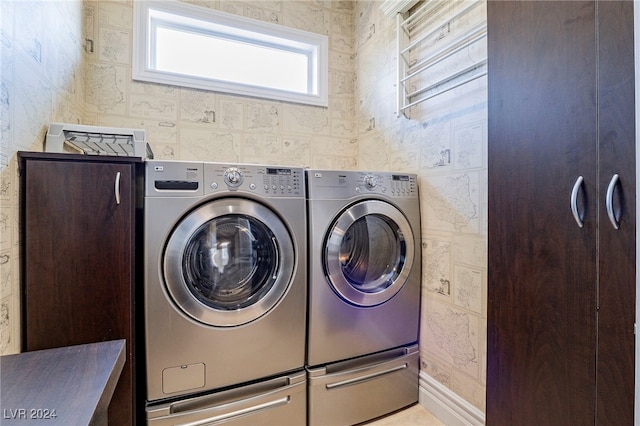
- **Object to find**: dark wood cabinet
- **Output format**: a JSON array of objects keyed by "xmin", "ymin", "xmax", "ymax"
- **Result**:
[
  {"xmin": 487, "ymin": 1, "xmax": 635, "ymax": 425},
  {"xmin": 19, "ymin": 152, "xmax": 142, "ymax": 426}
]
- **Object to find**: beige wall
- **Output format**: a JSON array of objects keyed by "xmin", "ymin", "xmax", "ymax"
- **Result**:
[
  {"xmin": 83, "ymin": 0, "xmax": 358, "ymax": 167},
  {"xmin": 0, "ymin": 0, "xmax": 487, "ymax": 414},
  {"xmin": 354, "ymin": 1, "xmax": 487, "ymax": 411},
  {"xmin": 0, "ymin": 0, "xmax": 87, "ymax": 355}
]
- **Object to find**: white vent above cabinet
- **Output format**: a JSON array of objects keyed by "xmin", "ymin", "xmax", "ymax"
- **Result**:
[{"xmin": 45, "ymin": 122, "xmax": 153, "ymax": 159}]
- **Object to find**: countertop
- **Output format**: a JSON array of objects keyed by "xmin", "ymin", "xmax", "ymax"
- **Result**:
[{"xmin": 0, "ymin": 340, "xmax": 126, "ymax": 425}]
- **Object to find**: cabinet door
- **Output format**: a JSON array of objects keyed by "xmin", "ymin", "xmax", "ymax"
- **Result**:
[
  {"xmin": 487, "ymin": 2, "xmax": 598, "ymax": 424},
  {"xmin": 488, "ymin": 2, "xmax": 636, "ymax": 425},
  {"xmin": 22, "ymin": 158, "xmax": 134, "ymax": 425},
  {"xmin": 596, "ymin": 2, "xmax": 635, "ymax": 424}
]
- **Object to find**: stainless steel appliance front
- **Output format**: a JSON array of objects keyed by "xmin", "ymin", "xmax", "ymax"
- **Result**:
[
  {"xmin": 147, "ymin": 371, "xmax": 306, "ymax": 425},
  {"xmin": 305, "ymin": 169, "xmax": 421, "ymax": 425},
  {"xmin": 323, "ymin": 199, "xmax": 415, "ymax": 307},
  {"xmin": 306, "ymin": 169, "xmax": 421, "ymax": 366},
  {"xmin": 307, "ymin": 346, "xmax": 419, "ymax": 426},
  {"xmin": 163, "ymin": 197, "xmax": 295, "ymax": 327},
  {"xmin": 144, "ymin": 161, "xmax": 306, "ymax": 414}
]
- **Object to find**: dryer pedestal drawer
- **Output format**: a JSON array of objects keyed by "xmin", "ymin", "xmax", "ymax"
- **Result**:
[
  {"xmin": 307, "ymin": 345, "xmax": 419, "ymax": 426},
  {"xmin": 146, "ymin": 371, "xmax": 306, "ymax": 426}
]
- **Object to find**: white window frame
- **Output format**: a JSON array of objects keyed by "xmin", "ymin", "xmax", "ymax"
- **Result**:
[{"xmin": 133, "ymin": 1, "xmax": 328, "ymax": 107}]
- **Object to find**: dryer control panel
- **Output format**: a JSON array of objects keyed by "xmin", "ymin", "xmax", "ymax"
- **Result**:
[
  {"xmin": 356, "ymin": 173, "xmax": 418, "ymax": 198},
  {"xmin": 307, "ymin": 170, "xmax": 418, "ymax": 199}
]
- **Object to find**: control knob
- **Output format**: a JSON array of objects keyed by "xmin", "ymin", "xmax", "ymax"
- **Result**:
[
  {"xmin": 224, "ymin": 167, "xmax": 243, "ymax": 187},
  {"xmin": 364, "ymin": 174, "xmax": 377, "ymax": 189}
]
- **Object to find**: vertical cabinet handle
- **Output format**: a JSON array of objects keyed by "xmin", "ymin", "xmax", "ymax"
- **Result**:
[
  {"xmin": 570, "ymin": 176, "xmax": 584, "ymax": 228},
  {"xmin": 605, "ymin": 173, "xmax": 620, "ymax": 229},
  {"xmin": 114, "ymin": 171, "xmax": 121, "ymax": 205}
]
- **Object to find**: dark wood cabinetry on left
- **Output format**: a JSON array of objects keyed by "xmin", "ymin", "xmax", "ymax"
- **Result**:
[{"xmin": 19, "ymin": 152, "xmax": 143, "ymax": 425}]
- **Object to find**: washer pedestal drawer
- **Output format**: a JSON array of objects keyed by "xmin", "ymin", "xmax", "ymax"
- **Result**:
[
  {"xmin": 307, "ymin": 345, "xmax": 419, "ymax": 426},
  {"xmin": 147, "ymin": 370, "xmax": 306, "ymax": 426}
]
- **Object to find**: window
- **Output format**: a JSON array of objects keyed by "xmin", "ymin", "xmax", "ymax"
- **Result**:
[{"xmin": 133, "ymin": 1, "xmax": 328, "ymax": 106}]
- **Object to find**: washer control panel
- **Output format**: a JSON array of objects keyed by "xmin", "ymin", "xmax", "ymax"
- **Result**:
[
  {"xmin": 146, "ymin": 160, "xmax": 204, "ymax": 197},
  {"xmin": 205, "ymin": 163, "xmax": 303, "ymax": 197},
  {"xmin": 146, "ymin": 160, "xmax": 304, "ymax": 197}
]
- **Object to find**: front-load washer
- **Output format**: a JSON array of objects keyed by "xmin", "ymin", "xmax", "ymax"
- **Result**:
[
  {"xmin": 305, "ymin": 169, "xmax": 421, "ymax": 425},
  {"xmin": 144, "ymin": 160, "xmax": 307, "ymax": 414}
]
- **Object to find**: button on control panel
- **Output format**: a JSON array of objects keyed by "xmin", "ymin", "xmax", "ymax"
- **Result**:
[
  {"xmin": 223, "ymin": 167, "xmax": 243, "ymax": 187},
  {"xmin": 390, "ymin": 174, "xmax": 417, "ymax": 196},
  {"xmin": 363, "ymin": 174, "xmax": 378, "ymax": 189}
]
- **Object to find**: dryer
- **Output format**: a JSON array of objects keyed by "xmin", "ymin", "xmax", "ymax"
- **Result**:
[
  {"xmin": 144, "ymin": 160, "xmax": 306, "ymax": 424},
  {"xmin": 305, "ymin": 169, "xmax": 421, "ymax": 426}
]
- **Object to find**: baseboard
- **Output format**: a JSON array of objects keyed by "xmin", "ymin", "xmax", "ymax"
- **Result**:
[{"xmin": 418, "ymin": 371, "xmax": 485, "ymax": 425}]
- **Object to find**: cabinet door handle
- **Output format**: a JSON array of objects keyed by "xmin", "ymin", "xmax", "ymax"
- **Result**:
[
  {"xmin": 606, "ymin": 173, "xmax": 620, "ymax": 229},
  {"xmin": 570, "ymin": 176, "xmax": 584, "ymax": 228},
  {"xmin": 114, "ymin": 171, "xmax": 121, "ymax": 205}
]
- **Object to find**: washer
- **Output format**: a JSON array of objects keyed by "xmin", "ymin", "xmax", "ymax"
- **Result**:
[
  {"xmin": 144, "ymin": 160, "xmax": 307, "ymax": 423},
  {"xmin": 305, "ymin": 169, "xmax": 421, "ymax": 426}
]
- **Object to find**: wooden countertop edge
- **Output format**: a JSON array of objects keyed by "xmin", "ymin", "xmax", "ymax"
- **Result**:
[
  {"xmin": 89, "ymin": 340, "xmax": 127, "ymax": 426},
  {"xmin": 17, "ymin": 151, "xmax": 144, "ymax": 163},
  {"xmin": 1, "ymin": 340, "xmax": 126, "ymax": 425}
]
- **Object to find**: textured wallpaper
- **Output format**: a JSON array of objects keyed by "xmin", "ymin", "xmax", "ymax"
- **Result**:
[
  {"xmin": 0, "ymin": 0, "xmax": 87, "ymax": 356},
  {"xmin": 0, "ymin": 0, "xmax": 487, "ymax": 414},
  {"xmin": 353, "ymin": 1, "xmax": 488, "ymax": 411},
  {"xmin": 83, "ymin": 0, "xmax": 358, "ymax": 168}
]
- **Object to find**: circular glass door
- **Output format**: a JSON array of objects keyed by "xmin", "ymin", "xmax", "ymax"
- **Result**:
[
  {"xmin": 324, "ymin": 200, "xmax": 414, "ymax": 307},
  {"xmin": 164, "ymin": 198, "xmax": 295, "ymax": 326}
]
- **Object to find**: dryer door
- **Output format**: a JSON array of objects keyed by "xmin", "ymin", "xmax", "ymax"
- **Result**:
[
  {"xmin": 164, "ymin": 198, "xmax": 295, "ymax": 326},
  {"xmin": 324, "ymin": 200, "xmax": 415, "ymax": 307}
]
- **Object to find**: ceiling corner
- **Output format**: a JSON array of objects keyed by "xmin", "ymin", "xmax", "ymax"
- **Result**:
[{"xmin": 380, "ymin": 0, "xmax": 420, "ymax": 17}]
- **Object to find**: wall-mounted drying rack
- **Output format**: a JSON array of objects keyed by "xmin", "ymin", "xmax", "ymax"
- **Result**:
[{"xmin": 395, "ymin": 0, "xmax": 487, "ymax": 118}]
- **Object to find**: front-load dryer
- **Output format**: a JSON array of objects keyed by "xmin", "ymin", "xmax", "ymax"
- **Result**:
[
  {"xmin": 144, "ymin": 160, "xmax": 306, "ymax": 408},
  {"xmin": 305, "ymin": 169, "xmax": 421, "ymax": 425}
]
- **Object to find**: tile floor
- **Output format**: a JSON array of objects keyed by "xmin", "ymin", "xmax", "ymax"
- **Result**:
[{"xmin": 363, "ymin": 404, "xmax": 445, "ymax": 425}]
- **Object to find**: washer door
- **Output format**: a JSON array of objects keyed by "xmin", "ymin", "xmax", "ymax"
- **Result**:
[
  {"xmin": 324, "ymin": 200, "xmax": 415, "ymax": 307},
  {"xmin": 164, "ymin": 198, "xmax": 294, "ymax": 326}
]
